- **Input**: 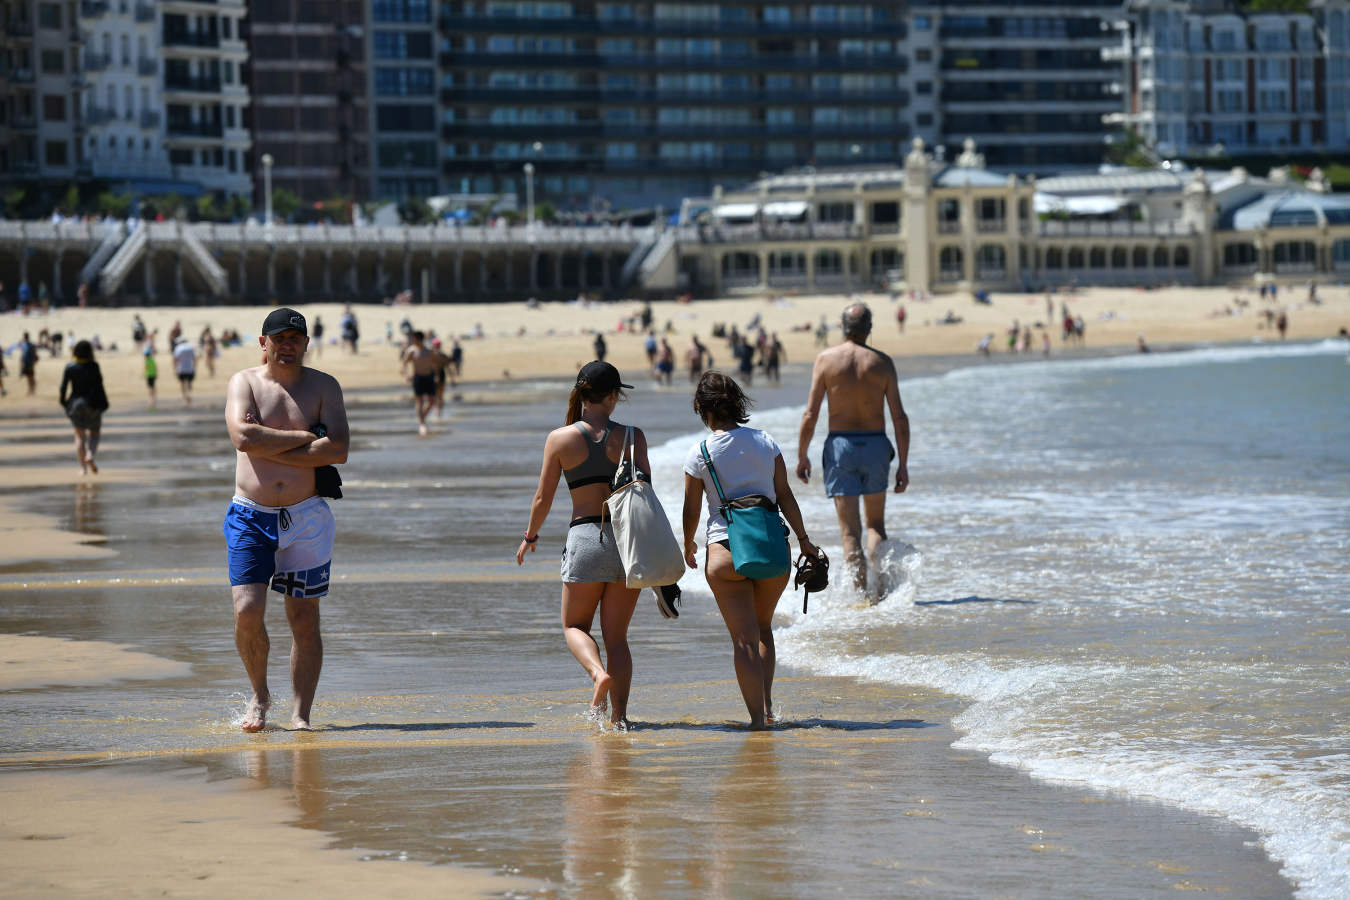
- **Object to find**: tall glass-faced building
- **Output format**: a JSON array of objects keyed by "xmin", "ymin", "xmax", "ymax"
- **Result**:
[{"xmin": 437, "ymin": 1, "xmax": 932, "ymax": 210}]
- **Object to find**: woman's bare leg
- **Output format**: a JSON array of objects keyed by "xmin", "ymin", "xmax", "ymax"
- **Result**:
[
  {"xmin": 72, "ymin": 427, "xmax": 88, "ymax": 474},
  {"xmin": 705, "ymin": 543, "xmax": 772, "ymax": 729},
  {"xmin": 598, "ymin": 582, "xmax": 640, "ymax": 725},
  {"xmin": 562, "ymin": 582, "xmax": 612, "ymax": 709}
]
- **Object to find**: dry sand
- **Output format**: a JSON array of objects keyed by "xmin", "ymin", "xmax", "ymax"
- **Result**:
[
  {"xmin": 0, "ymin": 634, "xmax": 191, "ymax": 691},
  {"xmin": 2, "ymin": 284, "xmax": 1346, "ymax": 415}
]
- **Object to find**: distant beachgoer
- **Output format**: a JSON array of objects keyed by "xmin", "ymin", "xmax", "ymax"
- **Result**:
[
  {"xmin": 515, "ymin": 361, "xmax": 646, "ymax": 728},
  {"xmin": 1021, "ymin": 327, "xmax": 1032, "ymax": 353},
  {"xmin": 199, "ymin": 327, "xmax": 218, "ymax": 378},
  {"xmin": 59, "ymin": 340, "xmax": 110, "ymax": 475},
  {"xmin": 644, "ymin": 330, "xmax": 658, "ymax": 369},
  {"xmin": 77, "ymin": 282, "xmax": 89, "ymax": 309},
  {"xmin": 132, "ymin": 314, "xmax": 147, "ymax": 345},
  {"xmin": 143, "ymin": 345, "xmax": 157, "ymax": 408},
  {"xmin": 976, "ymin": 333, "xmax": 993, "ymax": 356},
  {"xmin": 18, "ymin": 331, "xmax": 38, "ymax": 395},
  {"xmin": 1007, "ymin": 320, "xmax": 1020, "ymax": 353},
  {"xmin": 797, "ymin": 303, "xmax": 910, "ymax": 601},
  {"xmin": 340, "ymin": 306, "xmax": 359, "ymax": 353},
  {"xmin": 449, "ymin": 338, "xmax": 463, "ymax": 376},
  {"xmin": 1138, "ymin": 334, "xmax": 1151, "ymax": 353},
  {"xmin": 401, "ymin": 330, "xmax": 438, "ymax": 436},
  {"xmin": 18, "ymin": 280, "xmax": 31, "ymax": 312},
  {"xmin": 311, "ymin": 316, "xmax": 325, "ymax": 356},
  {"xmin": 736, "ymin": 336, "xmax": 755, "ymax": 386},
  {"xmin": 432, "ymin": 338, "xmax": 452, "ymax": 415},
  {"xmin": 896, "ymin": 305, "xmax": 906, "ymax": 334},
  {"xmin": 169, "ymin": 319, "xmax": 183, "ymax": 347},
  {"xmin": 682, "ymin": 371, "xmax": 819, "ymax": 729},
  {"xmin": 1074, "ymin": 315, "xmax": 1086, "ymax": 346},
  {"xmin": 172, "ymin": 338, "xmax": 196, "ymax": 404},
  {"xmin": 593, "ymin": 332, "xmax": 608, "ymax": 362},
  {"xmin": 686, "ymin": 336, "xmax": 708, "ymax": 383},
  {"xmin": 223, "ymin": 307, "xmax": 349, "ymax": 732},
  {"xmin": 656, "ymin": 337, "xmax": 675, "ymax": 385},
  {"xmin": 1276, "ymin": 310, "xmax": 1288, "ymax": 339},
  {"xmin": 0, "ymin": 345, "xmax": 7, "ymax": 396},
  {"xmin": 1041, "ymin": 331, "xmax": 1050, "ymax": 357},
  {"xmin": 764, "ymin": 332, "xmax": 785, "ymax": 383}
]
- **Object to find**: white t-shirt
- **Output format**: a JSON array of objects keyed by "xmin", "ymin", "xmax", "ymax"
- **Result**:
[
  {"xmin": 683, "ymin": 426, "xmax": 782, "ymax": 544},
  {"xmin": 172, "ymin": 341, "xmax": 196, "ymax": 375}
]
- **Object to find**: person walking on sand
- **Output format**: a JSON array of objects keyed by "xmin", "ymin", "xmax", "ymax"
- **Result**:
[
  {"xmin": 143, "ymin": 345, "xmax": 158, "ymax": 408},
  {"xmin": 682, "ymin": 371, "xmax": 819, "ymax": 729},
  {"xmin": 172, "ymin": 337, "xmax": 197, "ymax": 404},
  {"xmin": 223, "ymin": 308, "xmax": 349, "ymax": 732},
  {"xmin": 686, "ymin": 335, "xmax": 709, "ymax": 383},
  {"xmin": 18, "ymin": 332, "xmax": 38, "ymax": 395},
  {"xmin": 400, "ymin": 330, "xmax": 438, "ymax": 436},
  {"xmin": 199, "ymin": 327, "xmax": 218, "ymax": 379},
  {"xmin": 797, "ymin": 303, "xmax": 909, "ymax": 602},
  {"xmin": 59, "ymin": 340, "xmax": 110, "ymax": 475},
  {"xmin": 655, "ymin": 337, "xmax": 675, "ymax": 385},
  {"xmin": 516, "ymin": 361, "xmax": 647, "ymax": 729}
]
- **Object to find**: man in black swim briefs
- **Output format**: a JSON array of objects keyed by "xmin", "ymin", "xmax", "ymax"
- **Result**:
[{"xmin": 400, "ymin": 329, "xmax": 438, "ymax": 436}]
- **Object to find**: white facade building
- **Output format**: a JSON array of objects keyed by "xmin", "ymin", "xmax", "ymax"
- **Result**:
[
  {"xmin": 1117, "ymin": 0, "xmax": 1350, "ymax": 157},
  {"xmin": 78, "ymin": 0, "xmax": 169, "ymax": 182}
]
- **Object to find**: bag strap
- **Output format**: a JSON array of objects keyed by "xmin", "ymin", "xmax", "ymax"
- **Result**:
[
  {"xmin": 624, "ymin": 426, "xmax": 634, "ymax": 468},
  {"xmin": 700, "ymin": 440, "xmax": 730, "ymax": 514}
]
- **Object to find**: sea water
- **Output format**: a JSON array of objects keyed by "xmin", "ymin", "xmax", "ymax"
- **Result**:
[{"xmin": 643, "ymin": 340, "xmax": 1350, "ymax": 899}]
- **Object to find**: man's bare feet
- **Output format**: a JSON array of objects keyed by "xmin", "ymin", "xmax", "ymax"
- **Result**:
[
  {"xmin": 240, "ymin": 696, "xmax": 270, "ymax": 732},
  {"xmin": 291, "ymin": 717, "xmax": 312, "ymax": 731},
  {"xmin": 86, "ymin": 457, "xmax": 98, "ymax": 474},
  {"xmin": 418, "ymin": 423, "xmax": 428, "ymax": 436}
]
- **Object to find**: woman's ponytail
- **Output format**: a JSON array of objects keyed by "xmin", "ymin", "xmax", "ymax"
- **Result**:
[{"xmin": 565, "ymin": 386, "xmax": 584, "ymax": 425}]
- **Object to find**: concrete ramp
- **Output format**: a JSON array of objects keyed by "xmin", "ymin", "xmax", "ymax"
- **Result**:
[
  {"xmin": 179, "ymin": 228, "xmax": 228, "ymax": 296},
  {"xmin": 636, "ymin": 229, "xmax": 678, "ymax": 291},
  {"xmin": 98, "ymin": 223, "xmax": 147, "ymax": 296},
  {"xmin": 81, "ymin": 223, "xmax": 126, "ymax": 294}
]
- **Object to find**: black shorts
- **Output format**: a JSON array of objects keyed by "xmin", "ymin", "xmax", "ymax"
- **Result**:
[
  {"xmin": 178, "ymin": 371, "xmax": 195, "ymax": 384},
  {"xmin": 146, "ymin": 376, "xmax": 156, "ymax": 388},
  {"xmin": 412, "ymin": 373, "xmax": 436, "ymax": 397}
]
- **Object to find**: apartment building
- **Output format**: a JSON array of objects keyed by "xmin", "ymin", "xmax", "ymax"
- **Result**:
[
  {"xmin": 935, "ymin": 0, "xmax": 1124, "ymax": 171},
  {"xmin": 1117, "ymin": 0, "xmax": 1350, "ymax": 156},
  {"xmin": 0, "ymin": 1, "xmax": 38, "ymax": 177},
  {"xmin": 77, "ymin": 0, "xmax": 169, "ymax": 184},
  {"xmin": 250, "ymin": 0, "xmax": 369, "ymax": 206},
  {"xmin": 367, "ymin": 0, "xmax": 438, "ymax": 201}
]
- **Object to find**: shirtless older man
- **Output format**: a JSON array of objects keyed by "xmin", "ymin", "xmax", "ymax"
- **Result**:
[
  {"xmin": 223, "ymin": 308, "xmax": 349, "ymax": 731},
  {"xmin": 797, "ymin": 303, "xmax": 909, "ymax": 600},
  {"xmin": 401, "ymin": 330, "xmax": 438, "ymax": 436}
]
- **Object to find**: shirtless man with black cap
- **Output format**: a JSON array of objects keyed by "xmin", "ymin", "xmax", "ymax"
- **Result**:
[
  {"xmin": 223, "ymin": 307, "xmax": 349, "ymax": 731},
  {"xmin": 797, "ymin": 302, "xmax": 909, "ymax": 601}
]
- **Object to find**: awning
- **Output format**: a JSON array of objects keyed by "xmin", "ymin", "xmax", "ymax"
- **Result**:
[
  {"xmin": 714, "ymin": 202, "xmax": 759, "ymax": 219},
  {"xmin": 761, "ymin": 200, "xmax": 808, "ymax": 218},
  {"xmin": 1034, "ymin": 192, "xmax": 1125, "ymax": 215}
]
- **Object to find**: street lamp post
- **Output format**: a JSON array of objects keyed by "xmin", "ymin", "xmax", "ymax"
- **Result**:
[
  {"xmin": 261, "ymin": 152, "xmax": 274, "ymax": 225},
  {"xmin": 523, "ymin": 162, "xmax": 535, "ymax": 230}
]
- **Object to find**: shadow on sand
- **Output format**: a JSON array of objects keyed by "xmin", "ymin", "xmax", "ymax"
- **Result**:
[
  {"xmin": 629, "ymin": 718, "xmax": 938, "ymax": 733},
  {"xmin": 316, "ymin": 721, "xmax": 536, "ymax": 733}
]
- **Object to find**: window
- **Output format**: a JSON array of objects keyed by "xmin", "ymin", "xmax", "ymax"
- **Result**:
[
  {"xmin": 42, "ymin": 94, "xmax": 65, "ymax": 121},
  {"xmin": 38, "ymin": 3, "xmax": 61, "ymax": 29},
  {"xmin": 170, "ymin": 148, "xmax": 193, "ymax": 165},
  {"xmin": 605, "ymin": 142, "xmax": 637, "ymax": 159},
  {"xmin": 764, "ymin": 6, "xmax": 791, "ymax": 25},
  {"xmin": 914, "ymin": 15, "xmax": 931, "ymax": 30},
  {"xmin": 916, "ymin": 48, "xmax": 932, "ymax": 62},
  {"xmin": 372, "ymin": 0, "xmax": 430, "ymax": 23},
  {"xmin": 374, "ymin": 31, "xmax": 433, "ymax": 59},
  {"xmin": 120, "ymin": 35, "xmax": 130, "ymax": 66},
  {"xmin": 375, "ymin": 104, "xmax": 435, "ymax": 130},
  {"xmin": 375, "ymin": 67, "xmax": 434, "ymax": 95},
  {"xmin": 40, "ymin": 49, "xmax": 64, "ymax": 74},
  {"xmin": 916, "ymin": 81, "xmax": 932, "ymax": 95},
  {"xmin": 225, "ymin": 105, "xmax": 234, "ymax": 128},
  {"xmin": 124, "ymin": 86, "xmax": 134, "ymax": 117},
  {"xmin": 44, "ymin": 140, "xmax": 67, "ymax": 166},
  {"xmin": 377, "ymin": 140, "xmax": 436, "ymax": 166},
  {"xmin": 222, "ymin": 17, "xmax": 232, "ymax": 39}
]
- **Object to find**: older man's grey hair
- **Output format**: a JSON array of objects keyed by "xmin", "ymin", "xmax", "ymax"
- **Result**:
[{"xmin": 841, "ymin": 303, "xmax": 873, "ymax": 339}]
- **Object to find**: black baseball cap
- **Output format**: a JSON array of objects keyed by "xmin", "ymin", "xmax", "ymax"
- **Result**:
[
  {"xmin": 576, "ymin": 360, "xmax": 632, "ymax": 393},
  {"xmin": 261, "ymin": 307, "xmax": 307, "ymax": 337}
]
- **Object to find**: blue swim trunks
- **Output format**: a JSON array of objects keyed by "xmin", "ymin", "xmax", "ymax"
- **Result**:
[
  {"xmin": 223, "ymin": 495, "xmax": 334, "ymax": 598},
  {"xmin": 822, "ymin": 431, "xmax": 895, "ymax": 497}
]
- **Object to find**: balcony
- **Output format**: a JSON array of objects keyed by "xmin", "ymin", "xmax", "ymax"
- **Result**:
[
  {"xmin": 12, "ymin": 67, "xmax": 35, "ymax": 84},
  {"xmin": 166, "ymin": 119, "xmax": 224, "ymax": 138},
  {"xmin": 438, "ymin": 85, "xmax": 910, "ymax": 107},
  {"xmin": 165, "ymin": 75, "xmax": 222, "ymax": 93},
  {"xmin": 10, "ymin": 19, "xmax": 34, "ymax": 37},
  {"xmin": 138, "ymin": 57, "xmax": 157, "ymax": 76},
  {"xmin": 976, "ymin": 218, "xmax": 1006, "ymax": 233},
  {"xmin": 440, "ymin": 50, "xmax": 904, "ymax": 74},
  {"xmin": 135, "ymin": 3, "xmax": 155, "ymax": 22},
  {"xmin": 140, "ymin": 110, "xmax": 161, "ymax": 128},
  {"xmin": 13, "ymin": 113, "xmax": 37, "ymax": 130},
  {"xmin": 436, "ymin": 14, "xmax": 907, "ymax": 38},
  {"xmin": 937, "ymin": 220, "xmax": 961, "ymax": 234},
  {"xmin": 80, "ymin": 1, "xmax": 109, "ymax": 17},
  {"xmin": 83, "ymin": 52, "xmax": 111, "ymax": 72},
  {"xmin": 85, "ymin": 106, "xmax": 116, "ymax": 125},
  {"xmin": 162, "ymin": 31, "xmax": 220, "ymax": 49}
]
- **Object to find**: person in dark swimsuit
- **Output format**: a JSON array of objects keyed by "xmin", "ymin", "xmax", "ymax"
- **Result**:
[
  {"xmin": 59, "ymin": 340, "xmax": 110, "ymax": 475},
  {"xmin": 516, "ymin": 361, "xmax": 651, "ymax": 728}
]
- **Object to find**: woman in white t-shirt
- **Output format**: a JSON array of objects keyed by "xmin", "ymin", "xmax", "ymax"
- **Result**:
[{"xmin": 682, "ymin": 371, "xmax": 818, "ymax": 729}]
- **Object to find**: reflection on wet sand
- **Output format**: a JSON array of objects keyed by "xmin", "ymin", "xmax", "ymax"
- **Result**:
[{"xmin": 72, "ymin": 481, "xmax": 104, "ymax": 536}]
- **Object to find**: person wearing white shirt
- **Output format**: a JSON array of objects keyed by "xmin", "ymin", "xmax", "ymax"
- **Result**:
[
  {"xmin": 682, "ymin": 371, "xmax": 818, "ymax": 729},
  {"xmin": 172, "ymin": 338, "xmax": 197, "ymax": 405}
]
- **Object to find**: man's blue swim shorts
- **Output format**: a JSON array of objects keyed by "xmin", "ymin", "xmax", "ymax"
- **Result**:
[
  {"xmin": 822, "ymin": 430, "xmax": 895, "ymax": 497},
  {"xmin": 223, "ymin": 494, "xmax": 334, "ymax": 598}
]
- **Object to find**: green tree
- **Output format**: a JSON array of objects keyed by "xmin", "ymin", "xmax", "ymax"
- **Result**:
[
  {"xmin": 534, "ymin": 200, "xmax": 557, "ymax": 224},
  {"xmin": 1239, "ymin": 1, "xmax": 1309, "ymax": 12},
  {"xmin": 62, "ymin": 184, "xmax": 80, "ymax": 214},
  {"xmin": 398, "ymin": 197, "xmax": 436, "ymax": 225},
  {"xmin": 95, "ymin": 191, "xmax": 132, "ymax": 218},
  {"xmin": 1106, "ymin": 130, "xmax": 1156, "ymax": 168},
  {"xmin": 228, "ymin": 194, "xmax": 252, "ymax": 222},
  {"xmin": 271, "ymin": 188, "xmax": 301, "ymax": 222},
  {"xmin": 3, "ymin": 187, "xmax": 27, "ymax": 218}
]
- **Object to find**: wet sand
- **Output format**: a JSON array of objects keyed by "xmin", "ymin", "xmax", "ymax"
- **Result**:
[{"xmin": 0, "ymin": 295, "xmax": 1310, "ymax": 897}]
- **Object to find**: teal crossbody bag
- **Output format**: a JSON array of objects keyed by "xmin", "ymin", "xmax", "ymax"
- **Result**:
[{"xmin": 700, "ymin": 440, "xmax": 791, "ymax": 579}]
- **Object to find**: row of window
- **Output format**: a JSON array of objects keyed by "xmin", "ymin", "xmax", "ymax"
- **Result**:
[
  {"xmin": 443, "ymin": 139, "xmax": 902, "ymax": 161},
  {"xmin": 472, "ymin": 71, "xmax": 911, "ymax": 91}
]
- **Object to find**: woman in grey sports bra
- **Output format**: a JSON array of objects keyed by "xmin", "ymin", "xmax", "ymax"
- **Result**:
[{"xmin": 516, "ymin": 360, "xmax": 653, "ymax": 728}]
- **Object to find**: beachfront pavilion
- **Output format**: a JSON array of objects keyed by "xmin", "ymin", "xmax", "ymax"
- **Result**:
[{"xmin": 676, "ymin": 138, "xmax": 1350, "ymax": 297}]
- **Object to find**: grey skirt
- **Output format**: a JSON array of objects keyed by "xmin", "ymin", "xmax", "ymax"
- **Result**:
[{"xmin": 560, "ymin": 519, "xmax": 626, "ymax": 584}]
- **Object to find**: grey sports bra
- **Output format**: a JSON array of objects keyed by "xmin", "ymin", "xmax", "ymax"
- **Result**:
[{"xmin": 563, "ymin": 422, "xmax": 617, "ymax": 489}]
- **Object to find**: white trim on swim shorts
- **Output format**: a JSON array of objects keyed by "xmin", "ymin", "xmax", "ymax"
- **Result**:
[{"xmin": 230, "ymin": 494, "xmax": 325, "ymax": 514}]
